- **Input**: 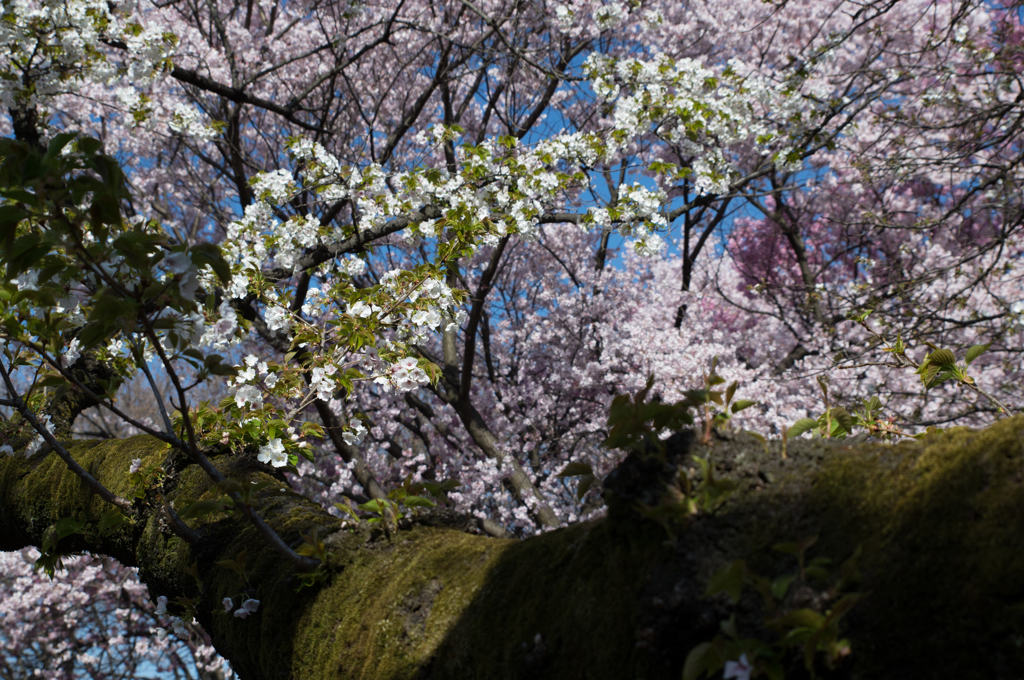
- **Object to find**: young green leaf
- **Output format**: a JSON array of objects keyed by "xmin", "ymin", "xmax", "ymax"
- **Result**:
[
  {"xmin": 557, "ymin": 461, "xmax": 594, "ymax": 477},
  {"xmin": 965, "ymin": 343, "xmax": 990, "ymax": 366},
  {"xmin": 682, "ymin": 642, "xmax": 718, "ymax": 680},
  {"xmin": 788, "ymin": 418, "xmax": 819, "ymax": 438},
  {"xmin": 706, "ymin": 559, "xmax": 746, "ymax": 604},
  {"xmin": 730, "ymin": 399, "xmax": 757, "ymax": 414},
  {"xmin": 927, "ymin": 348, "xmax": 957, "ymax": 367}
]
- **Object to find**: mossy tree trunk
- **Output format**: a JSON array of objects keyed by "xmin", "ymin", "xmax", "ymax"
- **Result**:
[{"xmin": 2, "ymin": 418, "xmax": 1024, "ymax": 679}]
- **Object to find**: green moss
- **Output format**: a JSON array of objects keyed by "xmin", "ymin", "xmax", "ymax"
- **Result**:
[
  {"xmin": 8, "ymin": 421, "xmax": 1024, "ymax": 680},
  {"xmin": 806, "ymin": 418, "xmax": 1024, "ymax": 678},
  {"xmin": 676, "ymin": 418, "xmax": 1024, "ymax": 679},
  {"xmin": 430, "ymin": 519, "xmax": 673, "ymax": 680},
  {"xmin": 283, "ymin": 516, "xmax": 675, "ymax": 680},
  {"xmin": 289, "ymin": 526, "xmax": 511, "ymax": 679}
]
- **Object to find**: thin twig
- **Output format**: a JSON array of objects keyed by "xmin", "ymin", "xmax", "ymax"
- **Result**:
[
  {"xmin": 138, "ymin": 318, "xmax": 321, "ymax": 571},
  {"xmin": 13, "ymin": 336, "xmax": 187, "ymax": 448},
  {"xmin": 855, "ymin": 319, "xmax": 1015, "ymax": 416},
  {"xmin": 163, "ymin": 503, "xmax": 203, "ymax": 544},
  {"xmin": 129, "ymin": 336, "xmax": 176, "ymax": 436}
]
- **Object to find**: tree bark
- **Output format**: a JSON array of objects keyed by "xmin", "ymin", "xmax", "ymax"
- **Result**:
[{"xmin": 3, "ymin": 418, "xmax": 1024, "ymax": 679}]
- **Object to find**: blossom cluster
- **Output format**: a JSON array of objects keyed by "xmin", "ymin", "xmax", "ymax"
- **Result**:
[
  {"xmin": 0, "ymin": 0, "xmax": 174, "ymax": 110},
  {"xmin": 0, "ymin": 549, "xmax": 231, "ymax": 677},
  {"xmin": 2, "ymin": 0, "xmax": 1022, "ymax": 671},
  {"xmin": 584, "ymin": 52, "xmax": 819, "ymax": 193}
]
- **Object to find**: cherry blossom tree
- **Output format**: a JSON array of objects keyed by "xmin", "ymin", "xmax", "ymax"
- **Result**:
[
  {"xmin": 1, "ymin": 0, "xmax": 1023, "ymax": 676},
  {"xmin": 0, "ymin": 549, "xmax": 230, "ymax": 680}
]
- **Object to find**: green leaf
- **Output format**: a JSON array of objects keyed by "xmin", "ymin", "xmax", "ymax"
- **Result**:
[
  {"xmin": 89, "ymin": 193, "xmax": 123, "ymax": 227},
  {"xmin": 829, "ymin": 406, "xmax": 854, "ymax": 435},
  {"xmin": 788, "ymin": 418, "xmax": 819, "ymax": 438},
  {"xmin": 576, "ymin": 475, "xmax": 595, "ymax": 500},
  {"xmin": 816, "ymin": 375, "xmax": 830, "ymax": 399},
  {"xmin": 182, "ymin": 348, "xmax": 205, "ymax": 362},
  {"xmin": 45, "ymin": 133, "xmax": 77, "ymax": 159},
  {"xmin": 927, "ymin": 348, "xmax": 956, "ymax": 367},
  {"xmin": 359, "ymin": 499, "xmax": 384, "ymax": 515},
  {"xmin": 183, "ymin": 561, "xmax": 202, "ymax": 584},
  {"xmin": 78, "ymin": 137, "xmax": 103, "ymax": 155},
  {"xmin": 205, "ymin": 354, "xmax": 238, "ymax": 377},
  {"xmin": 706, "ymin": 559, "xmax": 746, "ymax": 604},
  {"xmin": 730, "ymin": 399, "xmax": 757, "ymax": 414},
  {"xmin": 333, "ymin": 502, "xmax": 361, "ymax": 521},
  {"xmin": 740, "ymin": 429, "xmax": 767, "ymax": 447},
  {"xmin": 189, "ymin": 242, "xmax": 232, "ymax": 284},
  {"xmin": 633, "ymin": 375, "xmax": 655, "ymax": 405},
  {"xmin": 693, "ymin": 455, "xmax": 711, "ymax": 481},
  {"xmin": 151, "ymin": 316, "xmax": 179, "ymax": 330},
  {"xmin": 840, "ymin": 544, "xmax": 863, "ymax": 583},
  {"xmin": 965, "ymin": 343, "xmax": 990, "ymax": 366},
  {"xmin": 682, "ymin": 642, "xmax": 716, "ymax": 680},
  {"xmin": 7, "ymin": 232, "xmax": 42, "ymax": 266},
  {"xmin": 805, "ymin": 565, "xmax": 830, "ymax": 581},
  {"xmin": 216, "ymin": 478, "xmax": 244, "ymax": 495},
  {"xmin": 772, "ymin": 541, "xmax": 801, "ymax": 555},
  {"xmin": 763, "ymin": 659, "xmax": 786, "ymax": 680},
  {"xmin": 7, "ymin": 244, "xmax": 50, "ymax": 277},
  {"xmin": 557, "ymin": 461, "xmax": 594, "ymax": 477},
  {"xmin": 97, "ymin": 508, "xmax": 127, "ymax": 535},
  {"xmin": 178, "ymin": 499, "xmax": 228, "ymax": 520},
  {"xmin": 772, "ymin": 574, "xmax": 796, "ymax": 600},
  {"xmin": 719, "ymin": 614, "xmax": 738, "ymax": 639},
  {"xmin": 55, "ymin": 317, "xmax": 83, "ymax": 332},
  {"xmin": 724, "ymin": 381, "xmax": 738, "ymax": 406},
  {"xmin": 422, "ymin": 479, "xmax": 460, "ymax": 497},
  {"xmin": 112, "ymin": 231, "xmax": 164, "ymax": 267},
  {"xmin": 243, "ymin": 419, "xmax": 259, "ymax": 438},
  {"xmin": 215, "ymin": 558, "xmax": 241, "ymax": 572},
  {"xmin": 88, "ymin": 289, "xmax": 139, "ymax": 325},
  {"xmin": 771, "ymin": 608, "xmax": 825, "ymax": 630},
  {"xmin": 825, "ymin": 593, "xmax": 864, "ymax": 625},
  {"xmin": 0, "ymin": 205, "xmax": 28, "ymax": 248},
  {"xmin": 54, "ymin": 516, "xmax": 86, "ymax": 540}
]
